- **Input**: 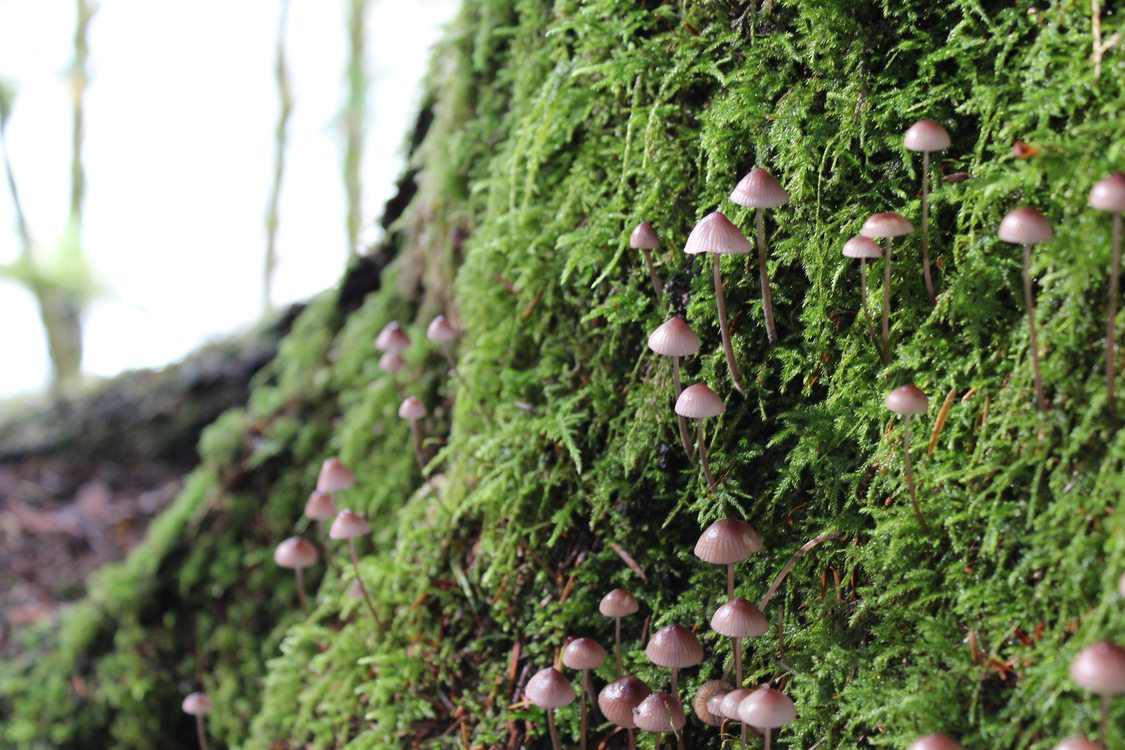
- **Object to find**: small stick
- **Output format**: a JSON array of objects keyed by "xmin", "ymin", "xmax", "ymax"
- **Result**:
[
  {"xmin": 756, "ymin": 208, "xmax": 778, "ymax": 345},
  {"xmin": 927, "ymin": 387, "xmax": 957, "ymax": 457},
  {"xmin": 758, "ymin": 531, "xmax": 848, "ymax": 610},
  {"xmin": 713, "ymin": 254, "xmax": 746, "ymax": 394}
]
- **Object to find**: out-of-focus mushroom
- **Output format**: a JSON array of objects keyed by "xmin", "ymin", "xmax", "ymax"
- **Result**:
[
  {"xmin": 274, "ymin": 536, "xmax": 319, "ymax": 614},
  {"xmin": 631, "ymin": 221, "xmax": 665, "ymax": 300},
  {"xmin": 330, "ymin": 509, "xmax": 381, "ymax": 627},
  {"xmin": 182, "ymin": 692, "xmax": 213, "ymax": 750},
  {"xmin": 1070, "ymin": 641, "xmax": 1125, "ymax": 742},
  {"xmin": 1090, "ymin": 173, "xmax": 1125, "ymax": 415},
  {"xmin": 885, "ymin": 384, "xmax": 931, "ymax": 531}
]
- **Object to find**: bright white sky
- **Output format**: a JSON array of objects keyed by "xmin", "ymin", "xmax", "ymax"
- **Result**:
[{"xmin": 0, "ymin": 0, "xmax": 458, "ymax": 397}]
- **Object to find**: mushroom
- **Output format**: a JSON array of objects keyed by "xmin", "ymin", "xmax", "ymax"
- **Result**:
[
  {"xmin": 907, "ymin": 735, "xmax": 964, "ymax": 750},
  {"xmin": 736, "ymin": 686, "xmax": 795, "ymax": 750},
  {"xmin": 1070, "ymin": 640, "xmax": 1125, "ymax": 742},
  {"xmin": 684, "ymin": 212, "xmax": 752, "ymax": 394},
  {"xmin": 885, "ymin": 384, "xmax": 930, "ymax": 532},
  {"xmin": 398, "ymin": 396, "xmax": 429, "ymax": 470},
  {"xmin": 1089, "ymin": 173, "xmax": 1125, "ymax": 414},
  {"xmin": 273, "ymin": 536, "xmax": 319, "ymax": 615},
  {"xmin": 329, "ymin": 509, "xmax": 381, "ymax": 627},
  {"xmin": 562, "ymin": 637, "xmax": 608, "ymax": 750},
  {"xmin": 633, "ymin": 692, "xmax": 686, "ymax": 750},
  {"xmin": 181, "ymin": 691, "xmax": 213, "ymax": 750},
  {"xmin": 731, "ymin": 168, "xmax": 790, "ymax": 345},
  {"xmin": 374, "ymin": 321, "xmax": 411, "ymax": 353},
  {"xmin": 600, "ymin": 588, "xmax": 640, "ymax": 677},
  {"xmin": 860, "ymin": 212, "xmax": 914, "ymax": 358},
  {"xmin": 316, "ymin": 457, "xmax": 356, "ymax": 494},
  {"xmin": 693, "ymin": 680, "xmax": 731, "ymax": 728},
  {"xmin": 675, "ymin": 383, "xmax": 725, "ymax": 489},
  {"xmin": 379, "ymin": 350, "xmax": 407, "ymax": 374},
  {"xmin": 694, "ymin": 518, "xmax": 763, "ymax": 601},
  {"xmin": 304, "ymin": 490, "xmax": 337, "ymax": 523},
  {"xmin": 427, "ymin": 314, "xmax": 462, "ymax": 378},
  {"xmin": 998, "ymin": 206, "xmax": 1054, "ymax": 411},
  {"xmin": 904, "ymin": 119, "xmax": 952, "ymax": 301},
  {"xmin": 717, "ymin": 687, "xmax": 755, "ymax": 722},
  {"xmin": 598, "ymin": 675, "xmax": 651, "ymax": 750},
  {"xmin": 1052, "ymin": 738, "xmax": 1102, "ymax": 750},
  {"xmin": 842, "ymin": 236, "xmax": 888, "ymax": 363},
  {"xmin": 711, "ymin": 598, "xmax": 767, "ymax": 689},
  {"xmin": 526, "ymin": 666, "xmax": 576, "ymax": 750},
  {"xmin": 645, "ymin": 624, "xmax": 703, "ymax": 705},
  {"xmin": 648, "ymin": 316, "xmax": 701, "ymax": 457},
  {"xmin": 631, "ymin": 221, "xmax": 665, "ymax": 300}
]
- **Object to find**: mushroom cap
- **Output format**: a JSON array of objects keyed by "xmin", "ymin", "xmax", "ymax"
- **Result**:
[
  {"xmin": 885, "ymin": 384, "xmax": 929, "ymax": 416},
  {"xmin": 1070, "ymin": 641, "xmax": 1125, "ymax": 695},
  {"xmin": 633, "ymin": 692, "xmax": 687, "ymax": 734},
  {"xmin": 648, "ymin": 317, "xmax": 701, "ymax": 358},
  {"xmin": 374, "ymin": 321, "xmax": 412, "ymax": 353},
  {"xmin": 730, "ymin": 168, "xmax": 790, "ymax": 209},
  {"xmin": 711, "ymin": 598, "xmax": 768, "ymax": 638},
  {"xmin": 684, "ymin": 211, "xmax": 753, "ymax": 255},
  {"xmin": 329, "ymin": 508, "xmax": 371, "ymax": 540},
  {"xmin": 562, "ymin": 637, "xmax": 607, "ymax": 671},
  {"xmin": 379, "ymin": 351, "xmax": 407, "ymax": 374},
  {"xmin": 398, "ymin": 396, "xmax": 428, "ymax": 420},
  {"xmin": 426, "ymin": 315, "xmax": 458, "ymax": 343},
  {"xmin": 598, "ymin": 675, "xmax": 652, "ymax": 728},
  {"xmin": 1052, "ymin": 738, "xmax": 1103, "ymax": 750},
  {"xmin": 998, "ymin": 207, "xmax": 1053, "ymax": 245},
  {"xmin": 842, "ymin": 236, "xmax": 882, "ymax": 260},
  {"xmin": 693, "ymin": 680, "xmax": 731, "ymax": 727},
  {"xmin": 860, "ymin": 212, "xmax": 914, "ymax": 239},
  {"xmin": 181, "ymin": 692, "xmax": 213, "ymax": 716},
  {"xmin": 1089, "ymin": 173, "xmax": 1125, "ymax": 213},
  {"xmin": 904, "ymin": 119, "xmax": 952, "ymax": 152},
  {"xmin": 675, "ymin": 383, "xmax": 725, "ymax": 419},
  {"xmin": 630, "ymin": 221, "xmax": 661, "ymax": 250},
  {"xmin": 736, "ymin": 687, "xmax": 796, "ymax": 729},
  {"xmin": 316, "ymin": 457, "xmax": 356, "ymax": 494},
  {"xmin": 599, "ymin": 588, "xmax": 640, "ymax": 618},
  {"xmin": 304, "ymin": 490, "xmax": 337, "ymax": 521},
  {"xmin": 717, "ymin": 688, "xmax": 755, "ymax": 719},
  {"xmin": 525, "ymin": 667, "xmax": 576, "ymax": 709},
  {"xmin": 907, "ymin": 734, "xmax": 964, "ymax": 750},
  {"xmin": 274, "ymin": 536, "xmax": 319, "ymax": 569},
  {"xmin": 645, "ymin": 624, "xmax": 704, "ymax": 668},
  {"xmin": 694, "ymin": 518, "xmax": 763, "ymax": 565}
]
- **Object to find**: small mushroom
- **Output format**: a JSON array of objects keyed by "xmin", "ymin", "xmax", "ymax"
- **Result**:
[
  {"xmin": 907, "ymin": 734, "xmax": 964, "ymax": 750},
  {"xmin": 427, "ymin": 315, "xmax": 462, "ymax": 377},
  {"xmin": 885, "ymin": 384, "xmax": 930, "ymax": 532},
  {"xmin": 904, "ymin": 119, "xmax": 952, "ymax": 301},
  {"xmin": 711, "ymin": 598, "xmax": 767, "ymax": 691},
  {"xmin": 1089, "ymin": 173, "xmax": 1125, "ymax": 415},
  {"xmin": 684, "ymin": 212, "xmax": 753, "ymax": 393},
  {"xmin": 374, "ymin": 321, "xmax": 411, "ymax": 353},
  {"xmin": 1052, "ymin": 738, "xmax": 1103, "ymax": 750},
  {"xmin": 562, "ymin": 637, "xmax": 607, "ymax": 750},
  {"xmin": 330, "ymin": 509, "xmax": 381, "ymax": 627},
  {"xmin": 526, "ymin": 667, "xmax": 576, "ymax": 750},
  {"xmin": 631, "ymin": 221, "xmax": 665, "ymax": 300},
  {"xmin": 316, "ymin": 457, "xmax": 356, "ymax": 494},
  {"xmin": 730, "ymin": 168, "xmax": 790, "ymax": 345},
  {"xmin": 398, "ymin": 396, "xmax": 429, "ymax": 470},
  {"xmin": 274, "ymin": 536, "xmax": 319, "ymax": 615},
  {"xmin": 860, "ymin": 212, "xmax": 914, "ymax": 358},
  {"xmin": 736, "ymin": 686, "xmax": 795, "ymax": 750},
  {"xmin": 675, "ymin": 384, "xmax": 726, "ymax": 489},
  {"xmin": 648, "ymin": 316, "xmax": 701, "ymax": 457},
  {"xmin": 694, "ymin": 518, "xmax": 763, "ymax": 601},
  {"xmin": 1070, "ymin": 641, "xmax": 1125, "ymax": 742},
  {"xmin": 379, "ymin": 350, "xmax": 407, "ymax": 374},
  {"xmin": 645, "ymin": 624, "xmax": 703, "ymax": 705},
  {"xmin": 600, "ymin": 588, "xmax": 640, "ymax": 677},
  {"xmin": 842, "ymin": 236, "xmax": 888, "ymax": 363},
  {"xmin": 693, "ymin": 680, "xmax": 731, "ymax": 728},
  {"xmin": 633, "ymin": 692, "xmax": 686, "ymax": 750},
  {"xmin": 599, "ymin": 675, "xmax": 651, "ymax": 750},
  {"xmin": 717, "ymin": 687, "xmax": 755, "ymax": 722},
  {"xmin": 181, "ymin": 691, "xmax": 213, "ymax": 750},
  {"xmin": 998, "ymin": 206, "xmax": 1054, "ymax": 411}
]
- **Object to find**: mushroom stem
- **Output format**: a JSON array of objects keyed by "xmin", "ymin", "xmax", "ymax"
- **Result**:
[
  {"xmin": 920, "ymin": 151, "xmax": 936, "ymax": 302},
  {"xmin": 410, "ymin": 420, "xmax": 427, "ymax": 470},
  {"xmin": 294, "ymin": 568, "xmax": 309, "ymax": 615},
  {"xmin": 696, "ymin": 419, "xmax": 717, "ymax": 490},
  {"xmin": 901, "ymin": 416, "xmax": 929, "ymax": 532},
  {"xmin": 615, "ymin": 616, "xmax": 623, "ymax": 677},
  {"xmin": 195, "ymin": 715, "xmax": 209, "ymax": 750},
  {"xmin": 1107, "ymin": 213, "xmax": 1121, "ymax": 416},
  {"xmin": 756, "ymin": 208, "xmax": 779, "ymax": 345},
  {"xmin": 579, "ymin": 674, "xmax": 588, "ymax": 750},
  {"xmin": 764, "ymin": 727, "xmax": 772, "ymax": 750},
  {"xmin": 583, "ymin": 670, "xmax": 599, "ymax": 721},
  {"xmin": 712, "ymin": 254, "xmax": 746, "ymax": 394},
  {"xmin": 672, "ymin": 356, "xmax": 693, "ymax": 458},
  {"xmin": 642, "ymin": 248, "xmax": 664, "ymax": 301},
  {"xmin": 1022, "ymin": 243, "xmax": 1048, "ymax": 411},
  {"xmin": 1101, "ymin": 692, "xmax": 1111, "ymax": 744},
  {"xmin": 758, "ymin": 531, "xmax": 848, "ymax": 610},
  {"xmin": 733, "ymin": 635, "xmax": 743, "ymax": 687},
  {"xmin": 676, "ymin": 728, "xmax": 685, "ymax": 750},
  {"xmin": 347, "ymin": 539, "xmax": 382, "ymax": 628},
  {"xmin": 546, "ymin": 708, "xmax": 562, "ymax": 750},
  {"xmin": 671, "ymin": 668, "xmax": 679, "ymax": 705},
  {"xmin": 882, "ymin": 237, "xmax": 894, "ymax": 357},
  {"xmin": 727, "ymin": 562, "xmax": 735, "ymax": 601},
  {"xmin": 741, "ymin": 723, "xmax": 748, "ymax": 749},
  {"xmin": 654, "ymin": 735, "xmax": 661, "ymax": 750},
  {"xmin": 860, "ymin": 259, "xmax": 888, "ymax": 364},
  {"xmin": 628, "ymin": 729, "xmax": 636, "ymax": 750}
]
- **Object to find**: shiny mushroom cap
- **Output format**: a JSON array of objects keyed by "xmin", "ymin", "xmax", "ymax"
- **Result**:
[
  {"xmin": 684, "ymin": 211, "xmax": 752, "ymax": 255},
  {"xmin": 885, "ymin": 384, "xmax": 929, "ymax": 416},
  {"xmin": 730, "ymin": 168, "xmax": 790, "ymax": 209},
  {"xmin": 274, "ymin": 536, "xmax": 319, "ymax": 569},
  {"xmin": 379, "ymin": 351, "xmax": 407, "ymax": 374},
  {"xmin": 693, "ymin": 680, "xmax": 731, "ymax": 727},
  {"xmin": 1052, "ymin": 738, "xmax": 1103, "ymax": 750},
  {"xmin": 426, "ymin": 315, "xmax": 458, "ymax": 343},
  {"xmin": 842, "ymin": 236, "xmax": 882, "ymax": 259},
  {"xmin": 675, "ymin": 383, "xmax": 725, "ymax": 419},
  {"xmin": 304, "ymin": 490, "xmax": 337, "ymax": 521},
  {"xmin": 645, "ymin": 624, "xmax": 703, "ymax": 668},
  {"xmin": 694, "ymin": 518, "xmax": 763, "ymax": 565},
  {"xmin": 374, "ymin": 321, "xmax": 412, "ymax": 353},
  {"xmin": 907, "ymin": 734, "xmax": 964, "ymax": 750},
  {"xmin": 526, "ymin": 667, "xmax": 576, "ymax": 709},
  {"xmin": 599, "ymin": 588, "xmax": 640, "ymax": 618},
  {"xmin": 998, "ymin": 207, "xmax": 1053, "ymax": 245},
  {"xmin": 630, "ymin": 221, "xmax": 661, "ymax": 249},
  {"xmin": 1070, "ymin": 641, "xmax": 1125, "ymax": 695},
  {"xmin": 904, "ymin": 119, "xmax": 952, "ymax": 152},
  {"xmin": 598, "ymin": 675, "xmax": 652, "ymax": 728},
  {"xmin": 711, "ymin": 598, "xmax": 768, "ymax": 638},
  {"xmin": 633, "ymin": 692, "xmax": 687, "ymax": 734},
  {"xmin": 398, "ymin": 396, "xmax": 428, "ymax": 420},
  {"xmin": 329, "ymin": 508, "xmax": 371, "ymax": 540},
  {"xmin": 316, "ymin": 457, "xmax": 356, "ymax": 494},
  {"xmin": 860, "ymin": 212, "xmax": 914, "ymax": 239},
  {"xmin": 717, "ymin": 688, "xmax": 755, "ymax": 719},
  {"xmin": 736, "ymin": 686, "xmax": 796, "ymax": 729},
  {"xmin": 181, "ymin": 692, "xmax": 213, "ymax": 716},
  {"xmin": 648, "ymin": 317, "xmax": 701, "ymax": 358},
  {"xmin": 1089, "ymin": 173, "xmax": 1125, "ymax": 213},
  {"xmin": 562, "ymin": 637, "xmax": 607, "ymax": 671}
]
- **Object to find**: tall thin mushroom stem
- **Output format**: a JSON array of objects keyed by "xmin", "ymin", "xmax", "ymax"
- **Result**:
[
  {"xmin": 1107, "ymin": 212, "xmax": 1121, "ymax": 416},
  {"xmin": 670, "ymin": 668, "xmax": 680, "ymax": 706},
  {"xmin": 614, "ymin": 617, "xmax": 623, "ymax": 677},
  {"xmin": 672, "ymin": 356, "xmax": 693, "ymax": 458},
  {"xmin": 756, "ymin": 208, "xmax": 778, "ymax": 345},
  {"xmin": 628, "ymin": 729, "xmax": 636, "ymax": 750},
  {"xmin": 696, "ymin": 420, "xmax": 717, "ymax": 490},
  {"xmin": 712, "ymin": 254, "xmax": 746, "ymax": 394},
  {"xmin": 409, "ymin": 420, "xmax": 427, "ymax": 470},
  {"xmin": 347, "ymin": 539, "xmax": 382, "ymax": 628},
  {"xmin": 546, "ymin": 708, "xmax": 562, "ymax": 750},
  {"xmin": 642, "ymin": 249, "xmax": 664, "ymax": 301},
  {"xmin": 194, "ymin": 715, "xmax": 209, "ymax": 750},
  {"xmin": 1022, "ymin": 243, "xmax": 1048, "ymax": 411},
  {"xmin": 764, "ymin": 728, "xmax": 772, "ymax": 750},
  {"xmin": 900, "ymin": 416, "xmax": 929, "ymax": 532},
  {"xmin": 726, "ymin": 562, "xmax": 735, "ymax": 601},
  {"xmin": 860, "ymin": 259, "xmax": 888, "ymax": 364},
  {"xmin": 733, "ymin": 636, "xmax": 743, "ymax": 687},
  {"xmin": 578, "ymin": 673, "xmax": 589, "ymax": 750},
  {"xmin": 920, "ymin": 151, "xmax": 936, "ymax": 301},
  {"xmin": 294, "ymin": 568, "xmax": 309, "ymax": 615},
  {"xmin": 882, "ymin": 238, "xmax": 894, "ymax": 357}
]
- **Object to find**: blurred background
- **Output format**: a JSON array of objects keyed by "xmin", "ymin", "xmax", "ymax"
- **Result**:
[{"xmin": 0, "ymin": 0, "xmax": 458, "ymax": 398}]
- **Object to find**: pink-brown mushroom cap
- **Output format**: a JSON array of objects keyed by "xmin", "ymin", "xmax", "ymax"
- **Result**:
[
  {"xmin": 998, "ymin": 207, "xmax": 1053, "ymax": 245},
  {"xmin": 329, "ymin": 509, "xmax": 371, "ymax": 540},
  {"xmin": 730, "ymin": 168, "xmax": 790, "ymax": 209},
  {"xmin": 842, "ymin": 236, "xmax": 882, "ymax": 259},
  {"xmin": 630, "ymin": 221, "xmax": 661, "ymax": 249},
  {"xmin": 904, "ymin": 119, "xmax": 952, "ymax": 152},
  {"xmin": 694, "ymin": 518, "xmax": 763, "ymax": 564},
  {"xmin": 599, "ymin": 588, "xmax": 640, "ymax": 618},
  {"xmin": 693, "ymin": 680, "xmax": 731, "ymax": 727},
  {"xmin": 181, "ymin": 692, "xmax": 213, "ymax": 716},
  {"xmin": 675, "ymin": 383, "xmax": 725, "ymax": 419},
  {"xmin": 684, "ymin": 211, "xmax": 752, "ymax": 255},
  {"xmin": 379, "ymin": 351, "xmax": 407, "ymax": 374},
  {"xmin": 736, "ymin": 686, "xmax": 796, "ymax": 729},
  {"xmin": 599, "ymin": 675, "xmax": 652, "ymax": 728},
  {"xmin": 1070, "ymin": 641, "xmax": 1125, "ymax": 695},
  {"xmin": 274, "ymin": 536, "xmax": 320, "ymax": 569},
  {"xmin": 1089, "ymin": 173, "xmax": 1125, "ymax": 213},
  {"xmin": 645, "ymin": 624, "xmax": 703, "ymax": 668},
  {"xmin": 526, "ymin": 667, "xmax": 576, "ymax": 709},
  {"xmin": 648, "ymin": 317, "xmax": 701, "ymax": 358},
  {"xmin": 861, "ymin": 212, "xmax": 914, "ymax": 239},
  {"xmin": 1052, "ymin": 738, "xmax": 1103, "ymax": 750},
  {"xmin": 633, "ymin": 692, "xmax": 687, "ymax": 734},
  {"xmin": 717, "ymin": 688, "xmax": 755, "ymax": 719},
  {"xmin": 907, "ymin": 734, "xmax": 964, "ymax": 750},
  {"xmin": 885, "ymin": 384, "xmax": 929, "ymax": 416},
  {"xmin": 316, "ymin": 457, "xmax": 356, "ymax": 494},
  {"xmin": 426, "ymin": 315, "xmax": 458, "ymax": 343},
  {"xmin": 711, "ymin": 598, "xmax": 768, "ymax": 638},
  {"xmin": 398, "ymin": 396, "xmax": 428, "ymax": 420},
  {"xmin": 304, "ymin": 490, "xmax": 337, "ymax": 521},
  {"xmin": 562, "ymin": 637, "xmax": 608, "ymax": 671},
  {"xmin": 374, "ymin": 321, "xmax": 412, "ymax": 353}
]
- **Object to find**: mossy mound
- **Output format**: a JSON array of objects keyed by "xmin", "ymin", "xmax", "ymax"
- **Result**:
[{"xmin": 3, "ymin": 1, "xmax": 1125, "ymax": 748}]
